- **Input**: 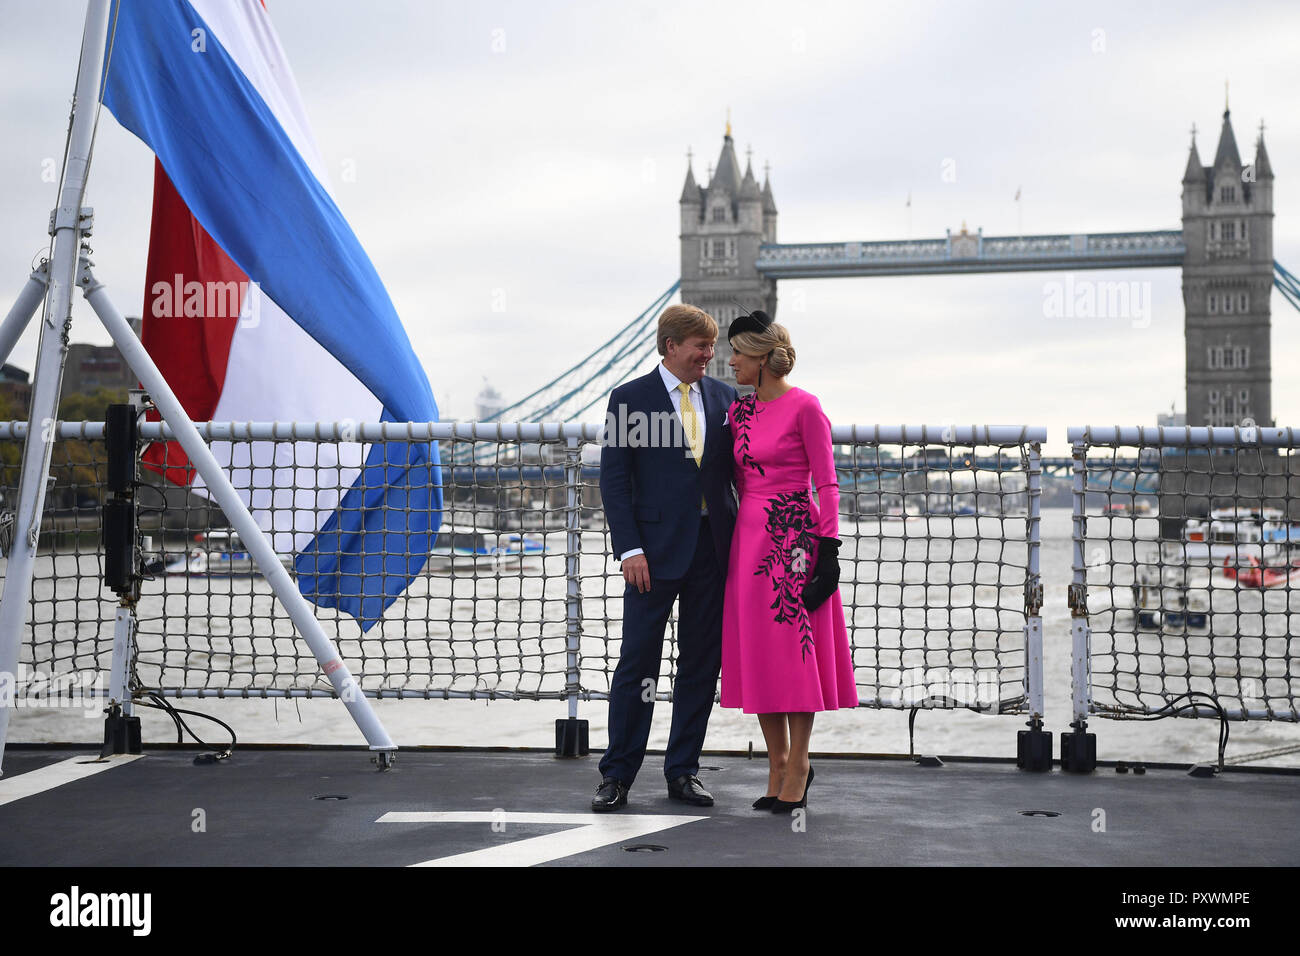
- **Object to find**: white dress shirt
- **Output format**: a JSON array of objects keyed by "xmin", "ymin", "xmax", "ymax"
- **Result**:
[{"xmin": 619, "ymin": 363, "xmax": 708, "ymax": 563}]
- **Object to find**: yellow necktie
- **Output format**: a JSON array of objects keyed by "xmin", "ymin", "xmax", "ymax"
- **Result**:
[
  {"xmin": 678, "ymin": 383, "xmax": 707, "ymax": 511},
  {"xmin": 677, "ymin": 383, "xmax": 702, "ymax": 465}
]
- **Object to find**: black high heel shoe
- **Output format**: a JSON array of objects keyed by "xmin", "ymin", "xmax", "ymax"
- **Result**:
[
  {"xmin": 770, "ymin": 764, "xmax": 814, "ymax": 813},
  {"xmin": 754, "ymin": 763, "xmax": 788, "ymax": 809}
]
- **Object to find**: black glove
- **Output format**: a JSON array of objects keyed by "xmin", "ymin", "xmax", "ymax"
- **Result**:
[{"xmin": 801, "ymin": 536, "xmax": 841, "ymax": 611}]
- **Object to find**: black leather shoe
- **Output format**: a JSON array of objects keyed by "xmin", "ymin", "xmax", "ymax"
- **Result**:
[
  {"xmin": 752, "ymin": 795, "xmax": 777, "ymax": 810},
  {"xmin": 592, "ymin": 776, "xmax": 628, "ymax": 812},
  {"xmin": 666, "ymin": 774, "xmax": 714, "ymax": 806}
]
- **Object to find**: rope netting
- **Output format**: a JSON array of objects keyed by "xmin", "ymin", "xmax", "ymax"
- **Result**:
[
  {"xmin": 836, "ymin": 429, "xmax": 1039, "ymax": 713},
  {"xmin": 1071, "ymin": 426, "xmax": 1300, "ymax": 721},
  {"xmin": 0, "ymin": 421, "xmax": 1041, "ymax": 716}
]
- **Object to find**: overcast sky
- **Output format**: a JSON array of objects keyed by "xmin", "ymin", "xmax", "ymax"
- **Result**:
[{"xmin": 2, "ymin": 0, "xmax": 1299, "ymax": 457}]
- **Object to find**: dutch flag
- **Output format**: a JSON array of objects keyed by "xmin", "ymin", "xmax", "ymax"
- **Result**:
[{"xmin": 100, "ymin": 0, "xmax": 442, "ymax": 630}]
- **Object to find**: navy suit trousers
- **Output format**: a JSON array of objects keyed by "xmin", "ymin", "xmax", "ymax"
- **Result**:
[{"xmin": 599, "ymin": 516, "xmax": 724, "ymax": 787}]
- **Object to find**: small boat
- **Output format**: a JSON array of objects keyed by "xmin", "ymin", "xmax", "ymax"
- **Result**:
[
  {"xmin": 162, "ymin": 530, "xmax": 295, "ymax": 576},
  {"xmin": 1130, "ymin": 562, "xmax": 1211, "ymax": 630},
  {"xmin": 905, "ymin": 496, "xmax": 976, "ymax": 516},
  {"xmin": 427, "ymin": 525, "xmax": 547, "ymax": 573},
  {"xmin": 1133, "ymin": 588, "xmax": 1210, "ymax": 630},
  {"xmin": 1174, "ymin": 507, "xmax": 1289, "ymax": 563},
  {"xmin": 1261, "ymin": 523, "xmax": 1300, "ymax": 544},
  {"xmin": 1222, "ymin": 553, "xmax": 1300, "ymax": 589}
]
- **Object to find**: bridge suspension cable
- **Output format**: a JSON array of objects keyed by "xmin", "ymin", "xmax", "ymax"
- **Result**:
[
  {"xmin": 454, "ymin": 281, "xmax": 679, "ymax": 463},
  {"xmin": 468, "ymin": 258, "xmax": 1299, "ymax": 458},
  {"xmin": 486, "ymin": 280, "xmax": 678, "ymax": 424},
  {"xmin": 1273, "ymin": 260, "xmax": 1300, "ymax": 314}
]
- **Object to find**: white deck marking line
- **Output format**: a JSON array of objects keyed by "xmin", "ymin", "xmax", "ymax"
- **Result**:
[
  {"xmin": 376, "ymin": 811, "xmax": 707, "ymax": 867},
  {"xmin": 0, "ymin": 754, "xmax": 143, "ymax": 807}
]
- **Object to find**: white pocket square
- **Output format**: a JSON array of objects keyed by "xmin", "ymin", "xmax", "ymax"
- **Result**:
[{"xmin": 722, "ymin": 411, "xmax": 729, "ymax": 425}]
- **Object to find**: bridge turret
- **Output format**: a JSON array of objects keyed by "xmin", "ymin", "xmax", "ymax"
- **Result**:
[
  {"xmin": 706, "ymin": 131, "xmax": 744, "ymax": 211},
  {"xmin": 1253, "ymin": 127, "xmax": 1274, "ymax": 211},
  {"xmin": 679, "ymin": 158, "xmax": 702, "ymax": 235},
  {"xmin": 1181, "ymin": 137, "xmax": 1206, "ymax": 210},
  {"xmin": 761, "ymin": 165, "xmax": 778, "ymax": 243},
  {"xmin": 1182, "ymin": 104, "xmax": 1274, "ymax": 430},
  {"xmin": 1212, "ymin": 108, "xmax": 1242, "ymax": 172},
  {"xmin": 678, "ymin": 122, "xmax": 778, "ymax": 389},
  {"xmin": 738, "ymin": 159, "xmax": 763, "ymax": 233},
  {"xmin": 1255, "ymin": 129, "xmax": 1274, "ymax": 181}
]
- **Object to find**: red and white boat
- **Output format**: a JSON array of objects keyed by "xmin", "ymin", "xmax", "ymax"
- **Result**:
[{"xmin": 1222, "ymin": 553, "xmax": 1300, "ymax": 589}]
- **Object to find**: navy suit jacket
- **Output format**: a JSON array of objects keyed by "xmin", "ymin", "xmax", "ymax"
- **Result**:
[{"xmin": 600, "ymin": 367, "xmax": 739, "ymax": 580}]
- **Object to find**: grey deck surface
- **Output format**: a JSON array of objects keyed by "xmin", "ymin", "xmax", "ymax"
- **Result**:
[{"xmin": 1, "ymin": 747, "xmax": 1296, "ymax": 866}]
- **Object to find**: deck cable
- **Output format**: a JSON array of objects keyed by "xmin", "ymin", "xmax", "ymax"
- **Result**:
[
  {"xmin": 133, "ymin": 691, "xmax": 237, "ymax": 762},
  {"xmin": 1120, "ymin": 692, "xmax": 1230, "ymax": 771}
]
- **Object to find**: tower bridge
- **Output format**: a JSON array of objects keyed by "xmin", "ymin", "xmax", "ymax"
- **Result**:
[
  {"xmin": 484, "ymin": 103, "xmax": 1291, "ymax": 433},
  {"xmin": 680, "ymin": 106, "xmax": 1278, "ymax": 431},
  {"xmin": 754, "ymin": 229, "xmax": 1186, "ymax": 278}
]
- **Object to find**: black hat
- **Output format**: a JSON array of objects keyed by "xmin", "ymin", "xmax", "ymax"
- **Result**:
[{"xmin": 727, "ymin": 308, "xmax": 773, "ymax": 342}]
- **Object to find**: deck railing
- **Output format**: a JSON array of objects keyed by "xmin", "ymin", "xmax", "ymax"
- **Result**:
[
  {"xmin": 1069, "ymin": 425, "xmax": 1300, "ymax": 725},
  {"xmin": 0, "ymin": 421, "xmax": 1045, "ymax": 729},
  {"xmin": 8, "ymin": 416, "xmax": 1300, "ymax": 763}
]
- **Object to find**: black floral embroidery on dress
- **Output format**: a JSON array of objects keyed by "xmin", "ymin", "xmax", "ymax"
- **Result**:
[
  {"xmin": 754, "ymin": 490, "xmax": 817, "ymax": 661},
  {"xmin": 730, "ymin": 394, "xmax": 766, "ymax": 476}
]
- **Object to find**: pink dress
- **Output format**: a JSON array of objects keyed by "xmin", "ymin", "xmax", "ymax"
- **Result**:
[{"xmin": 721, "ymin": 387, "xmax": 859, "ymax": 714}]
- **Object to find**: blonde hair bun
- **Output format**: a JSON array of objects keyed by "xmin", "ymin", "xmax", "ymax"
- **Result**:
[{"xmin": 730, "ymin": 321, "xmax": 795, "ymax": 378}]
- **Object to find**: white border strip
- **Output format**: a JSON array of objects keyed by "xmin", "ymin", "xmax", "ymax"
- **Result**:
[
  {"xmin": 0, "ymin": 754, "xmax": 143, "ymax": 806},
  {"xmin": 377, "ymin": 811, "xmax": 707, "ymax": 867}
]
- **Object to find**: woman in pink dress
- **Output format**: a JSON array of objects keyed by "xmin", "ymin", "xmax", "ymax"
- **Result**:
[{"xmin": 721, "ymin": 310, "xmax": 858, "ymax": 813}]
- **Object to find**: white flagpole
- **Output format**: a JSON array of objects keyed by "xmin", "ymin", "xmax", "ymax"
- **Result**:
[
  {"xmin": 0, "ymin": 0, "xmax": 111, "ymax": 773},
  {"xmin": 77, "ymin": 260, "xmax": 396, "ymax": 757},
  {"xmin": 0, "ymin": 0, "xmax": 398, "ymax": 769}
]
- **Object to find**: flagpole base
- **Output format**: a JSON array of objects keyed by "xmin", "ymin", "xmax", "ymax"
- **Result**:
[
  {"xmin": 101, "ymin": 704, "xmax": 142, "ymax": 758},
  {"xmin": 555, "ymin": 718, "xmax": 589, "ymax": 758}
]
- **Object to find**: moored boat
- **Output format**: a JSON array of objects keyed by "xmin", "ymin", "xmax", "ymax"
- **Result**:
[
  {"xmin": 1222, "ymin": 553, "xmax": 1300, "ymax": 589},
  {"xmin": 161, "ymin": 530, "xmax": 296, "ymax": 577},
  {"xmin": 427, "ymin": 525, "xmax": 547, "ymax": 573}
]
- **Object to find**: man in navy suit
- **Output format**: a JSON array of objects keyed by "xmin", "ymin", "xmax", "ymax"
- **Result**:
[{"xmin": 592, "ymin": 304, "xmax": 739, "ymax": 810}]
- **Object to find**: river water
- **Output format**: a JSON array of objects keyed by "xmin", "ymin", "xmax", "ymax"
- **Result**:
[{"xmin": 8, "ymin": 507, "xmax": 1299, "ymax": 767}]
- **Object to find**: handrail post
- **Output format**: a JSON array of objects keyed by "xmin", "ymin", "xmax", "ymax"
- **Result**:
[
  {"xmin": 555, "ymin": 432, "xmax": 588, "ymax": 756},
  {"xmin": 1017, "ymin": 439, "xmax": 1050, "ymax": 770},
  {"xmin": 1063, "ymin": 437, "xmax": 1097, "ymax": 772}
]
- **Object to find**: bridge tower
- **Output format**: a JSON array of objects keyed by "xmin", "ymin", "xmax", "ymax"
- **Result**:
[
  {"xmin": 1182, "ymin": 105, "xmax": 1275, "ymax": 427},
  {"xmin": 679, "ymin": 121, "xmax": 777, "ymax": 387}
]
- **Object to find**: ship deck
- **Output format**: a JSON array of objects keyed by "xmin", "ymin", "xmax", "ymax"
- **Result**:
[{"xmin": 2, "ymin": 744, "xmax": 1297, "ymax": 868}]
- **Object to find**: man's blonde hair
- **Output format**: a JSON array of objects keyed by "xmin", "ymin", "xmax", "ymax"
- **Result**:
[{"xmin": 657, "ymin": 304, "xmax": 718, "ymax": 356}]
